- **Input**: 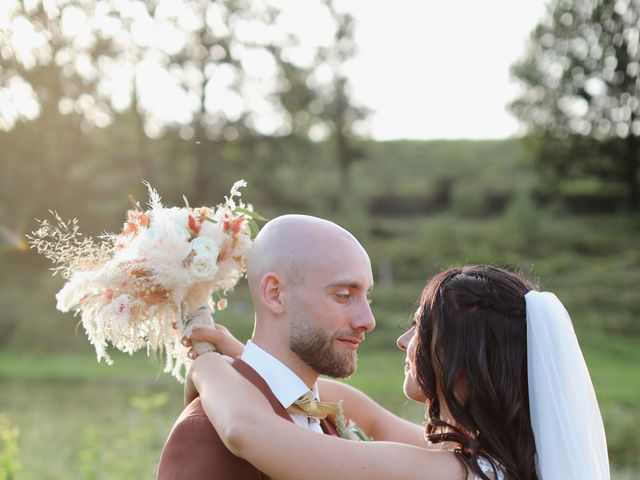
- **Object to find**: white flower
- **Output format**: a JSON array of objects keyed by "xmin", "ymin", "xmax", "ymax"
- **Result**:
[
  {"xmin": 55, "ymin": 271, "xmax": 94, "ymax": 312},
  {"xmin": 191, "ymin": 236, "xmax": 220, "ymax": 258},
  {"xmin": 190, "ymin": 253, "xmax": 218, "ymax": 279},
  {"xmin": 162, "ymin": 207, "xmax": 191, "ymax": 241},
  {"xmin": 110, "ymin": 294, "xmax": 132, "ymax": 314},
  {"xmin": 232, "ymin": 234, "xmax": 252, "ymax": 257},
  {"xmin": 224, "ymin": 179, "xmax": 247, "ymax": 210},
  {"xmin": 199, "ymin": 218, "xmax": 224, "ymax": 242},
  {"xmin": 229, "ymin": 179, "xmax": 247, "ymax": 198}
]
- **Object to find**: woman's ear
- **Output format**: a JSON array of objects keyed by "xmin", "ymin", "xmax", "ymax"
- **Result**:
[{"xmin": 260, "ymin": 273, "xmax": 285, "ymax": 315}]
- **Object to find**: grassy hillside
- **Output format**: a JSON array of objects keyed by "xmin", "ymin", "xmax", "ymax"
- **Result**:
[{"xmin": 1, "ymin": 138, "xmax": 638, "ymax": 476}]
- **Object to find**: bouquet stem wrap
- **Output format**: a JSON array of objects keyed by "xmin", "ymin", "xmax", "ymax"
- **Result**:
[{"xmin": 182, "ymin": 305, "xmax": 217, "ymax": 356}]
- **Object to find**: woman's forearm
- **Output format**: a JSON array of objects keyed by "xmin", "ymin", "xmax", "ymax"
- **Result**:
[
  {"xmin": 318, "ymin": 378, "xmax": 427, "ymax": 446},
  {"xmin": 190, "ymin": 353, "xmax": 266, "ymax": 454},
  {"xmin": 191, "ymin": 354, "xmax": 461, "ymax": 480},
  {"xmin": 208, "ymin": 410, "xmax": 459, "ymax": 480}
]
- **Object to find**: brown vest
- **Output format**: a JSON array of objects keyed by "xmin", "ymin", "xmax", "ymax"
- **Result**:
[{"xmin": 156, "ymin": 358, "xmax": 337, "ymax": 480}]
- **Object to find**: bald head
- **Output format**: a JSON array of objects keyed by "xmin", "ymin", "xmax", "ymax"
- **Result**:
[
  {"xmin": 247, "ymin": 215, "xmax": 368, "ymax": 298},
  {"xmin": 246, "ymin": 214, "xmax": 375, "ymax": 384}
]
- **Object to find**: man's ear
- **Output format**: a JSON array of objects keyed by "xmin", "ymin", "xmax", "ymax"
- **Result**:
[{"xmin": 260, "ymin": 273, "xmax": 285, "ymax": 315}]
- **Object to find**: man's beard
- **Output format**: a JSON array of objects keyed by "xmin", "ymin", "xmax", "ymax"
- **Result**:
[{"xmin": 289, "ymin": 312, "xmax": 357, "ymax": 378}]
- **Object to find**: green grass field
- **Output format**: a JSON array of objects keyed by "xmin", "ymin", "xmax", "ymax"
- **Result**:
[
  {"xmin": 1, "ymin": 327, "xmax": 638, "ymax": 479},
  {"xmin": 2, "ymin": 209, "xmax": 640, "ymax": 478},
  {"xmin": 2, "ymin": 138, "xmax": 639, "ymax": 478}
]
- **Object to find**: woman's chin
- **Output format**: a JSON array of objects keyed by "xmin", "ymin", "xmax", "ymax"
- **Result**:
[{"xmin": 403, "ymin": 380, "xmax": 427, "ymax": 403}]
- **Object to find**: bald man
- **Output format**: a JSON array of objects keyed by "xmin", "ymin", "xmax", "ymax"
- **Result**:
[{"xmin": 157, "ymin": 215, "xmax": 376, "ymax": 480}]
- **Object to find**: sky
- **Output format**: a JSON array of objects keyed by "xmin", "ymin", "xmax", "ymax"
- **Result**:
[
  {"xmin": 0, "ymin": 0, "xmax": 551, "ymax": 140},
  {"xmin": 343, "ymin": 0, "xmax": 549, "ymax": 140}
]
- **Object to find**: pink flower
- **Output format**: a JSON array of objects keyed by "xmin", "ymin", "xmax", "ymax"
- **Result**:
[
  {"xmin": 188, "ymin": 213, "xmax": 202, "ymax": 235},
  {"xmin": 231, "ymin": 216, "xmax": 245, "ymax": 234}
]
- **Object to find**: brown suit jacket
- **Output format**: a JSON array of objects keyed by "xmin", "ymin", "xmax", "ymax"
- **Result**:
[{"xmin": 157, "ymin": 358, "xmax": 338, "ymax": 480}]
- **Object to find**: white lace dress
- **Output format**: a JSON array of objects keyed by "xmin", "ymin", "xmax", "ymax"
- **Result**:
[{"xmin": 475, "ymin": 457, "xmax": 506, "ymax": 480}]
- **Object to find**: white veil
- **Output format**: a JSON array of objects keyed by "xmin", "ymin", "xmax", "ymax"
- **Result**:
[{"xmin": 525, "ymin": 291, "xmax": 610, "ymax": 479}]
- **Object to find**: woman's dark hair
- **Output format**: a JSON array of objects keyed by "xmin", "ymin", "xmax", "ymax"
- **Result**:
[{"xmin": 411, "ymin": 265, "xmax": 538, "ymax": 480}]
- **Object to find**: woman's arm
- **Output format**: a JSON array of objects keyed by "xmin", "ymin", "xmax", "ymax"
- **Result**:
[
  {"xmin": 190, "ymin": 353, "xmax": 465, "ymax": 480},
  {"xmin": 183, "ymin": 324, "xmax": 246, "ymax": 405},
  {"xmin": 318, "ymin": 378, "xmax": 427, "ymax": 447},
  {"xmin": 185, "ymin": 325, "xmax": 427, "ymax": 446}
]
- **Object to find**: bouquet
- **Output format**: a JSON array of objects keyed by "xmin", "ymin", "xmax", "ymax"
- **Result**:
[{"xmin": 28, "ymin": 180, "xmax": 262, "ymax": 381}]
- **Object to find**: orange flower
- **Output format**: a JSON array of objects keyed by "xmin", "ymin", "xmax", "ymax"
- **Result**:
[
  {"xmin": 217, "ymin": 298, "xmax": 228, "ymax": 311},
  {"xmin": 121, "ymin": 223, "xmax": 137, "ymax": 236},
  {"xmin": 128, "ymin": 210, "xmax": 150, "ymax": 228},
  {"xmin": 121, "ymin": 210, "xmax": 149, "ymax": 236}
]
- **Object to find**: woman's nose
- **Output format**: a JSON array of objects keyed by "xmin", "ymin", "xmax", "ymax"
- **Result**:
[{"xmin": 397, "ymin": 329, "xmax": 411, "ymax": 351}]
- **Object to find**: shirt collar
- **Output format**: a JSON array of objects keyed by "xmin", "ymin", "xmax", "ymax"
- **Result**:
[{"xmin": 241, "ymin": 341, "xmax": 318, "ymax": 409}]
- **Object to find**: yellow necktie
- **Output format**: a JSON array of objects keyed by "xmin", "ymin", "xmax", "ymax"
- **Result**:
[{"xmin": 286, "ymin": 391, "xmax": 340, "ymax": 420}]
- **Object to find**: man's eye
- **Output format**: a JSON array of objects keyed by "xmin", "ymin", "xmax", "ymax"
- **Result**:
[{"xmin": 335, "ymin": 293, "xmax": 351, "ymax": 301}]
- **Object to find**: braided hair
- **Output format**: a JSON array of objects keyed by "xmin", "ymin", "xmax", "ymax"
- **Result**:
[{"xmin": 411, "ymin": 265, "xmax": 538, "ymax": 480}]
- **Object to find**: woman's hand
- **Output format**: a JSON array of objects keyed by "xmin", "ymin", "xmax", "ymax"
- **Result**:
[
  {"xmin": 182, "ymin": 323, "xmax": 245, "ymax": 359},
  {"xmin": 184, "ymin": 352, "xmax": 234, "ymax": 405}
]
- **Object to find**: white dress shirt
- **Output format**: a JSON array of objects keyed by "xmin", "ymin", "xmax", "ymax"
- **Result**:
[{"xmin": 241, "ymin": 341, "xmax": 323, "ymax": 433}]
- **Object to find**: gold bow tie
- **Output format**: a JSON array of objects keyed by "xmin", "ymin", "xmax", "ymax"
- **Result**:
[{"xmin": 286, "ymin": 391, "xmax": 340, "ymax": 420}]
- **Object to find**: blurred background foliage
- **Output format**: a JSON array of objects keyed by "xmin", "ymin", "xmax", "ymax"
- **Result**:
[{"xmin": 1, "ymin": 0, "xmax": 639, "ymax": 478}]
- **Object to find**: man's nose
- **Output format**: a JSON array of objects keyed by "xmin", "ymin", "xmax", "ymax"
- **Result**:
[{"xmin": 352, "ymin": 300, "xmax": 376, "ymax": 333}]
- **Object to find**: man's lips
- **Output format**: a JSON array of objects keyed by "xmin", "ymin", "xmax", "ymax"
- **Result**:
[{"xmin": 336, "ymin": 337, "xmax": 363, "ymax": 350}]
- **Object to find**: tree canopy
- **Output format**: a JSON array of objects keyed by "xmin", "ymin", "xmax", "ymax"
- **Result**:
[
  {"xmin": 510, "ymin": 0, "xmax": 640, "ymax": 210},
  {"xmin": 0, "ymin": 0, "xmax": 368, "ymax": 225}
]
